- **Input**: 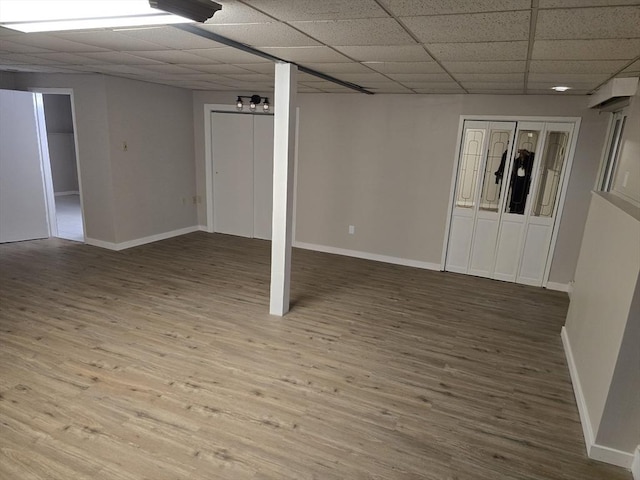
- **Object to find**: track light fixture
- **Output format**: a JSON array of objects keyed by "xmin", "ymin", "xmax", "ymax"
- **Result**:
[
  {"xmin": 149, "ymin": 0, "xmax": 222, "ymax": 23},
  {"xmin": 236, "ymin": 95, "xmax": 270, "ymax": 112}
]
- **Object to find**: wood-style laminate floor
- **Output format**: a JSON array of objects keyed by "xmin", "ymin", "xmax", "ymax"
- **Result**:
[{"xmin": 0, "ymin": 233, "xmax": 630, "ymax": 480}]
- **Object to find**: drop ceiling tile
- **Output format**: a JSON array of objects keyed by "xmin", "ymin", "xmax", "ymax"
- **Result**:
[
  {"xmin": 400, "ymin": 81, "xmax": 464, "ymax": 89},
  {"xmin": 186, "ymin": 64, "xmax": 257, "ymax": 74},
  {"xmin": 300, "ymin": 62, "xmax": 373, "ymax": 73},
  {"xmin": 528, "ymin": 73, "xmax": 609, "ymax": 83},
  {"xmin": 385, "ymin": 0, "xmax": 530, "ymax": 15},
  {"xmin": 28, "ymin": 52, "xmax": 108, "ymax": 65},
  {"xmin": 330, "ymin": 72, "xmax": 389, "ymax": 83},
  {"xmin": 0, "ymin": 39, "xmax": 53, "ymax": 53},
  {"xmin": 454, "ymin": 73, "xmax": 525, "ymax": 82},
  {"xmin": 260, "ymin": 46, "xmax": 351, "ymax": 63},
  {"xmin": 529, "ymin": 60, "xmax": 628, "ymax": 74},
  {"xmin": 78, "ymin": 51, "xmax": 164, "ymax": 65},
  {"xmin": 232, "ymin": 63, "xmax": 276, "ymax": 74},
  {"xmin": 89, "ymin": 65, "xmax": 157, "ymax": 75},
  {"xmin": 179, "ymin": 73, "xmax": 242, "ymax": 83},
  {"xmin": 117, "ymin": 27, "xmax": 224, "ymax": 50},
  {"xmin": 0, "ymin": 27, "xmax": 20, "ymax": 36},
  {"xmin": 363, "ymin": 61, "xmax": 446, "ymax": 74},
  {"xmin": 536, "ymin": 6, "xmax": 640, "ymax": 40},
  {"xmin": 413, "ymin": 87, "xmax": 465, "ymax": 94},
  {"xmin": 206, "ymin": 0, "xmax": 274, "ymax": 24},
  {"xmin": 335, "ymin": 45, "xmax": 432, "ymax": 62},
  {"xmin": 367, "ymin": 85, "xmax": 415, "ymax": 93},
  {"xmin": 466, "ymin": 89, "xmax": 525, "ymax": 94},
  {"xmin": 198, "ymin": 23, "xmax": 319, "ymax": 47},
  {"xmin": 186, "ymin": 47, "xmax": 268, "ymax": 63},
  {"xmin": 443, "ymin": 61, "xmax": 526, "ymax": 73},
  {"xmin": 237, "ymin": 0, "xmax": 388, "ymax": 21},
  {"xmin": 622, "ymin": 60, "xmax": 640, "ymax": 73},
  {"xmin": 0, "ymin": 64, "xmax": 77, "ymax": 73},
  {"xmin": 539, "ymin": 0, "xmax": 640, "ymax": 7},
  {"xmin": 126, "ymin": 50, "xmax": 216, "ymax": 64},
  {"xmin": 4, "ymin": 33, "xmax": 110, "ymax": 52},
  {"xmin": 223, "ymin": 81, "xmax": 275, "ymax": 91},
  {"xmin": 387, "ymin": 73, "xmax": 452, "ymax": 82},
  {"xmin": 290, "ymin": 19, "xmax": 415, "ymax": 46},
  {"xmin": 219, "ymin": 73, "xmax": 274, "ymax": 82},
  {"xmin": 0, "ymin": 52, "xmax": 62, "ymax": 65},
  {"xmin": 427, "ymin": 41, "xmax": 528, "ymax": 61},
  {"xmin": 532, "ymin": 39, "xmax": 640, "ymax": 60},
  {"xmin": 402, "ymin": 11, "xmax": 530, "ymax": 43},
  {"xmin": 461, "ymin": 81, "xmax": 525, "ymax": 89},
  {"xmin": 137, "ymin": 64, "xmax": 203, "ymax": 74},
  {"xmin": 297, "ymin": 85, "xmax": 323, "ymax": 93},
  {"xmin": 53, "ymin": 31, "xmax": 167, "ymax": 51}
]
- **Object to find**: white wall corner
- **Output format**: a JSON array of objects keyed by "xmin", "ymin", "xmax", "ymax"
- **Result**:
[
  {"xmin": 632, "ymin": 446, "xmax": 640, "ymax": 480},
  {"xmin": 86, "ymin": 226, "xmax": 199, "ymax": 251},
  {"xmin": 546, "ymin": 281, "xmax": 571, "ymax": 294},
  {"xmin": 561, "ymin": 327, "xmax": 595, "ymax": 454}
]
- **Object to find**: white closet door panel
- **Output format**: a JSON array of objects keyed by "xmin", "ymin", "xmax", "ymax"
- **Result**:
[
  {"xmin": 517, "ymin": 219, "xmax": 553, "ymax": 286},
  {"xmin": 212, "ymin": 113, "xmax": 254, "ymax": 238},
  {"xmin": 253, "ymin": 115, "xmax": 274, "ymax": 240},
  {"xmin": 0, "ymin": 90, "xmax": 50, "ymax": 243},
  {"xmin": 493, "ymin": 217, "xmax": 524, "ymax": 281},
  {"xmin": 468, "ymin": 214, "xmax": 499, "ymax": 277},
  {"xmin": 446, "ymin": 214, "xmax": 474, "ymax": 273}
]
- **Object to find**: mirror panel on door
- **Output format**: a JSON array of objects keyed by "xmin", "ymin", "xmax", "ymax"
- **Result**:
[
  {"xmin": 531, "ymin": 131, "xmax": 569, "ymax": 218},
  {"xmin": 455, "ymin": 128, "xmax": 485, "ymax": 209},
  {"xmin": 479, "ymin": 129, "xmax": 511, "ymax": 212}
]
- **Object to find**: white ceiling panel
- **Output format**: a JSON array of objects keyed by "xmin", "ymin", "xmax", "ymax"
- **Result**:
[
  {"xmin": 622, "ymin": 60, "xmax": 640, "ymax": 73},
  {"xmin": 529, "ymin": 60, "xmax": 629, "ymax": 74},
  {"xmin": 1, "ymin": 34, "xmax": 108, "ymax": 53},
  {"xmin": 363, "ymin": 83, "xmax": 414, "ymax": 93},
  {"xmin": 466, "ymin": 89, "xmax": 525, "ymax": 95},
  {"xmin": 330, "ymin": 72, "xmax": 389, "ymax": 83},
  {"xmin": 126, "ymin": 50, "xmax": 219, "ymax": 64},
  {"xmin": 532, "ymin": 39, "xmax": 640, "ymax": 60},
  {"xmin": 443, "ymin": 61, "xmax": 526, "ymax": 73},
  {"xmin": 232, "ymin": 63, "xmax": 276, "ymax": 74},
  {"xmin": 384, "ymin": 0, "xmax": 531, "ymax": 16},
  {"xmin": 454, "ymin": 73, "xmax": 525, "ymax": 82},
  {"xmin": 53, "ymin": 31, "xmax": 168, "ymax": 51},
  {"xmin": 539, "ymin": 0, "xmax": 640, "ymax": 8},
  {"xmin": 335, "ymin": 45, "xmax": 432, "ymax": 62},
  {"xmin": 299, "ymin": 62, "xmax": 373, "ymax": 73},
  {"xmin": 185, "ymin": 64, "xmax": 257, "ymax": 74},
  {"xmin": 88, "ymin": 64, "xmax": 157, "ymax": 75},
  {"xmin": 79, "ymin": 51, "xmax": 164, "ymax": 65},
  {"xmin": 427, "ymin": 42, "xmax": 528, "ymax": 61},
  {"xmin": 400, "ymin": 81, "xmax": 463, "ymax": 89},
  {"xmin": 461, "ymin": 81, "xmax": 525, "ymax": 90},
  {"xmin": 290, "ymin": 19, "xmax": 415, "ymax": 46},
  {"xmin": 186, "ymin": 47, "xmax": 269, "ymax": 63},
  {"xmin": 117, "ymin": 27, "xmax": 224, "ymax": 50},
  {"xmin": 238, "ymin": 0, "xmax": 388, "ymax": 21},
  {"xmin": 0, "ymin": 52, "xmax": 62, "ymax": 65},
  {"xmin": 218, "ymin": 73, "xmax": 274, "ymax": 82},
  {"xmin": 260, "ymin": 46, "xmax": 351, "ymax": 63},
  {"xmin": 413, "ymin": 87, "xmax": 465, "ymax": 94},
  {"xmin": 387, "ymin": 73, "xmax": 452, "ymax": 82},
  {"xmin": 402, "ymin": 11, "xmax": 530, "ymax": 43},
  {"xmin": 363, "ymin": 62, "xmax": 446, "ymax": 74},
  {"xmin": 137, "ymin": 64, "xmax": 203, "ymax": 74},
  {"xmin": 528, "ymin": 73, "xmax": 609, "ymax": 83},
  {"xmin": 536, "ymin": 6, "xmax": 640, "ymax": 40},
  {"xmin": 28, "ymin": 52, "xmax": 110, "ymax": 65},
  {"xmin": 198, "ymin": 23, "xmax": 319, "ymax": 47},
  {"xmin": 0, "ymin": 39, "xmax": 54, "ymax": 54}
]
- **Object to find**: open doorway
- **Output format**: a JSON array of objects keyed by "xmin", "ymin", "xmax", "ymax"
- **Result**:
[{"xmin": 41, "ymin": 93, "xmax": 84, "ymax": 242}]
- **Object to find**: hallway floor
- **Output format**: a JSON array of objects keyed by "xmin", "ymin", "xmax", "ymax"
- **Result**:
[{"xmin": 55, "ymin": 194, "xmax": 83, "ymax": 242}]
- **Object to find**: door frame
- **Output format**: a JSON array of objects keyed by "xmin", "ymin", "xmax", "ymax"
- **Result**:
[
  {"xmin": 441, "ymin": 115, "xmax": 582, "ymax": 288},
  {"xmin": 28, "ymin": 87, "xmax": 86, "ymax": 242}
]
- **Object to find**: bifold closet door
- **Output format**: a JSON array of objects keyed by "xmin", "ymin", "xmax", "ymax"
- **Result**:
[{"xmin": 212, "ymin": 113, "xmax": 254, "ymax": 238}]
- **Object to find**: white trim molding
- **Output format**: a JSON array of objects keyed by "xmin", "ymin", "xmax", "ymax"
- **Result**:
[
  {"xmin": 561, "ymin": 327, "xmax": 635, "ymax": 470},
  {"xmin": 546, "ymin": 282, "xmax": 571, "ymax": 293},
  {"xmin": 54, "ymin": 190, "xmax": 80, "ymax": 196},
  {"xmin": 86, "ymin": 226, "xmax": 199, "ymax": 251},
  {"xmin": 294, "ymin": 241, "xmax": 441, "ymax": 271}
]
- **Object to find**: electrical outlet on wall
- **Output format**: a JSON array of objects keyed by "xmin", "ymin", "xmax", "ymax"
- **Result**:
[{"xmin": 348, "ymin": 225, "xmax": 355, "ymax": 234}]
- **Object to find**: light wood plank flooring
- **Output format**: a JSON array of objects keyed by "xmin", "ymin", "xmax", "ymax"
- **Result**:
[{"xmin": 0, "ymin": 233, "xmax": 630, "ymax": 480}]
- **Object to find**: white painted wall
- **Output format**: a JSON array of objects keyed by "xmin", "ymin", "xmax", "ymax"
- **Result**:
[
  {"xmin": 105, "ymin": 76, "xmax": 196, "ymax": 243},
  {"xmin": 564, "ymin": 192, "xmax": 640, "ymax": 461},
  {"xmin": 290, "ymin": 93, "xmax": 607, "ymax": 285}
]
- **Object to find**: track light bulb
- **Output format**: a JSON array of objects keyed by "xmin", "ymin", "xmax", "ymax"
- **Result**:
[
  {"xmin": 263, "ymin": 98, "xmax": 270, "ymax": 112},
  {"xmin": 249, "ymin": 101, "xmax": 257, "ymax": 111},
  {"xmin": 236, "ymin": 97, "xmax": 243, "ymax": 111}
]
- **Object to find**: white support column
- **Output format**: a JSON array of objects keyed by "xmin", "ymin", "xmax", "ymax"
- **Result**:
[{"xmin": 269, "ymin": 62, "xmax": 297, "ymax": 316}]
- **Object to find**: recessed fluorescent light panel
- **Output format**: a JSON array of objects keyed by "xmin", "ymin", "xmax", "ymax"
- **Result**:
[
  {"xmin": 0, "ymin": 0, "xmax": 219, "ymax": 33},
  {"xmin": 551, "ymin": 86, "xmax": 572, "ymax": 92}
]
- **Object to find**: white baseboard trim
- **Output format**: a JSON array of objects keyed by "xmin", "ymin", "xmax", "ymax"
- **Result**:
[
  {"xmin": 86, "ymin": 226, "xmax": 199, "ymax": 251},
  {"xmin": 546, "ymin": 281, "xmax": 571, "ymax": 293},
  {"xmin": 293, "ymin": 241, "xmax": 441, "ymax": 271},
  {"xmin": 632, "ymin": 446, "xmax": 640, "ymax": 480},
  {"xmin": 54, "ymin": 190, "xmax": 79, "ymax": 196},
  {"xmin": 197, "ymin": 225, "xmax": 211, "ymax": 232},
  {"xmin": 561, "ymin": 327, "xmax": 635, "ymax": 470}
]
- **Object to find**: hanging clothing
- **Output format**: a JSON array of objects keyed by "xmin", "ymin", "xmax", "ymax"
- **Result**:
[{"xmin": 494, "ymin": 149, "xmax": 534, "ymax": 214}]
